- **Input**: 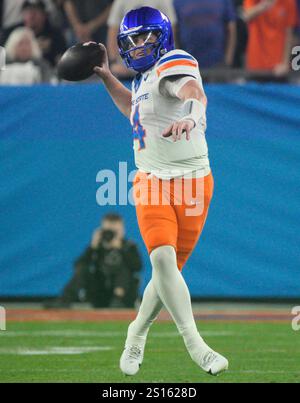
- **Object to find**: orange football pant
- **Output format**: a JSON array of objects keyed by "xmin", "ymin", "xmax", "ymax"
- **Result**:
[{"xmin": 133, "ymin": 170, "xmax": 214, "ymax": 271}]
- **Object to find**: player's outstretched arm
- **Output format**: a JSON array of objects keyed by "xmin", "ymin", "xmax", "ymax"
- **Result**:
[
  {"xmin": 162, "ymin": 79, "xmax": 207, "ymax": 142},
  {"xmin": 94, "ymin": 44, "xmax": 131, "ymax": 119}
]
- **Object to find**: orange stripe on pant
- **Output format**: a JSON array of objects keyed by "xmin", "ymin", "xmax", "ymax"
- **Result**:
[{"xmin": 133, "ymin": 171, "xmax": 214, "ymax": 271}]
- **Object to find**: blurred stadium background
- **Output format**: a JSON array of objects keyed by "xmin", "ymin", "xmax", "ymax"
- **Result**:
[{"xmin": 0, "ymin": 0, "xmax": 299, "ymax": 383}]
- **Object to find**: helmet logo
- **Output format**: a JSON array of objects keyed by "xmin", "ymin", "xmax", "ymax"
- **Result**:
[{"xmin": 122, "ymin": 25, "xmax": 143, "ymax": 34}]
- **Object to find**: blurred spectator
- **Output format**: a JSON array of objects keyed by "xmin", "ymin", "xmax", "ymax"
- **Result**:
[
  {"xmin": 1, "ymin": 0, "xmax": 67, "ymax": 67},
  {"xmin": 50, "ymin": 0, "xmax": 76, "ymax": 45},
  {"xmin": 0, "ymin": 0, "xmax": 26, "ymax": 30},
  {"xmin": 107, "ymin": 0, "xmax": 177, "ymax": 78},
  {"xmin": 174, "ymin": 0, "xmax": 237, "ymax": 69},
  {"xmin": 233, "ymin": 0, "xmax": 248, "ymax": 67},
  {"xmin": 22, "ymin": 0, "xmax": 67, "ymax": 66},
  {"xmin": 296, "ymin": 0, "xmax": 300, "ymax": 38},
  {"xmin": 243, "ymin": 0, "xmax": 298, "ymax": 76},
  {"xmin": 46, "ymin": 0, "xmax": 69, "ymax": 30},
  {"xmin": 63, "ymin": 0, "xmax": 112, "ymax": 45},
  {"xmin": 44, "ymin": 214, "xmax": 142, "ymax": 309},
  {"xmin": 0, "ymin": 27, "xmax": 53, "ymax": 84},
  {"xmin": 0, "ymin": 0, "xmax": 60, "ymax": 31}
]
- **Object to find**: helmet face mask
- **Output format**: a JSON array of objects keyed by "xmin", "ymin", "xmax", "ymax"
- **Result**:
[
  {"xmin": 117, "ymin": 7, "xmax": 174, "ymax": 73},
  {"xmin": 119, "ymin": 30, "xmax": 161, "ymax": 54}
]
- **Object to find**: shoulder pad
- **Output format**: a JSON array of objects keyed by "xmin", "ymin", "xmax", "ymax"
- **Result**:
[{"xmin": 156, "ymin": 49, "xmax": 198, "ymax": 77}]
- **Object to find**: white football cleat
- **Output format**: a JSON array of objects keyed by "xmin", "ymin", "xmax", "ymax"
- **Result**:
[
  {"xmin": 200, "ymin": 350, "xmax": 229, "ymax": 376},
  {"xmin": 120, "ymin": 345, "xmax": 144, "ymax": 376}
]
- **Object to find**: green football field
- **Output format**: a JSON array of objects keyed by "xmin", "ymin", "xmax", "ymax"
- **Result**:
[{"xmin": 0, "ymin": 320, "xmax": 299, "ymax": 383}]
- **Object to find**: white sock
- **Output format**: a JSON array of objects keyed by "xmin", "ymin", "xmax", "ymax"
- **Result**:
[
  {"xmin": 125, "ymin": 279, "xmax": 163, "ymax": 347},
  {"xmin": 150, "ymin": 245, "xmax": 211, "ymax": 364}
]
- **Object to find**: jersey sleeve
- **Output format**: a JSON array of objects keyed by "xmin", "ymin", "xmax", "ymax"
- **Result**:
[
  {"xmin": 155, "ymin": 50, "xmax": 199, "ymax": 81},
  {"xmin": 159, "ymin": 75, "xmax": 198, "ymax": 97}
]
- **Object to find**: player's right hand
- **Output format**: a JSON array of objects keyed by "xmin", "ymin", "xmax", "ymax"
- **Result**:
[{"xmin": 93, "ymin": 44, "xmax": 110, "ymax": 79}]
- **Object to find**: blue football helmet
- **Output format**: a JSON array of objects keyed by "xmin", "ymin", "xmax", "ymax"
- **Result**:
[{"xmin": 117, "ymin": 7, "xmax": 174, "ymax": 73}]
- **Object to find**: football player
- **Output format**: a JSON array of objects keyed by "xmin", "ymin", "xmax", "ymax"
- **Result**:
[{"xmin": 94, "ymin": 7, "xmax": 228, "ymax": 376}]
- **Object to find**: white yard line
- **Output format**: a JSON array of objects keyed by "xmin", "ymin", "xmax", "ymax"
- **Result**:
[
  {"xmin": 0, "ymin": 330, "xmax": 235, "ymax": 338},
  {"xmin": 0, "ymin": 346, "xmax": 113, "ymax": 355}
]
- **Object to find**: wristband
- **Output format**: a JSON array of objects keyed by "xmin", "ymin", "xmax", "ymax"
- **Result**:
[{"xmin": 180, "ymin": 98, "xmax": 206, "ymax": 128}]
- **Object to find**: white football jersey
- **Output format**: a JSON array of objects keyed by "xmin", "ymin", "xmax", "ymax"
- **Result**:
[{"xmin": 130, "ymin": 49, "xmax": 211, "ymax": 180}]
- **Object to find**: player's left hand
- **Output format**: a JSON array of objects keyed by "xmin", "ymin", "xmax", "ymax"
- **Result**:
[{"xmin": 162, "ymin": 119, "xmax": 195, "ymax": 142}]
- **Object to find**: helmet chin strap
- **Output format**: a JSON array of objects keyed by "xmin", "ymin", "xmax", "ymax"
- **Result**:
[{"xmin": 131, "ymin": 54, "xmax": 155, "ymax": 72}]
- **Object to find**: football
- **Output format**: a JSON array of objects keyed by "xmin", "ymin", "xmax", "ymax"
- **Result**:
[{"xmin": 57, "ymin": 42, "xmax": 105, "ymax": 82}]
